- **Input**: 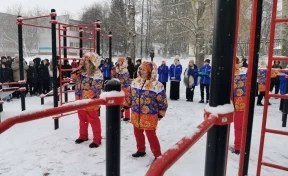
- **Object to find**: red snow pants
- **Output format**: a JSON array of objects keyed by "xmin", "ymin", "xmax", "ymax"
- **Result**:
[
  {"xmin": 78, "ymin": 110, "xmax": 102, "ymax": 144},
  {"xmin": 122, "ymin": 108, "xmax": 131, "ymax": 119},
  {"xmin": 133, "ymin": 126, "xmax": 161, "ymax": 157},
  {"xmin": 234, "ymin": 111, "xmax": 244, "ymax": 151}
]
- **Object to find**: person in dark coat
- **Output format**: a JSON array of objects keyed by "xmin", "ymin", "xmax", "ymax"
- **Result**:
[
  {"xmin": 133, "ymin": 59, "xmax": 141, "ymax": 79},
  {"xmin": 126, "ymin": 57, "xmax": 134, "ymax": 79},
  {"xmin": 198, "ymin": 59, "xmax": 211, "ymax": 103},
  {"xmin": 0, "ymin": 62, "xmax": 13, "ymax": 83},
  {"xmin": 169, "ymin": 56, "xmax": 182, "ymax": 100},
  {"xmin": 158, "ymin": 60, "xmax": 169, "ymax": 91},
  {"xmin": 27, "ymin": 61, "xmax": 39, "ymax": 96},
  {"xmin": 242, "ymin": 57, "xmax": 248, "ymax": 68},
  {"xmin": 270, "ymin": 61, "xmax": 282, "ymax": 94},
  {"xmin": 39, "ymin": 59, "xmax": 50, "ymax": 94},
  {"xmin": 150, "ymin": 50, "xmax": 155, "ymax": 62}
]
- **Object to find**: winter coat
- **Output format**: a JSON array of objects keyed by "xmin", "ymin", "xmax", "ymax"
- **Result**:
[
  {"xmin": 0, "ymin": 67, "xmax": 13, "ymax": 83},
  {"xmin": 133, "ymin": 64, "xmax": 140, "ymax": 79},
  {"xmin": 127, "ymin": 62, "xmax": 134, "ymax": 79},
  {"xmin": 169, "ymin": 64, "xmax": 182, "ymax": 81},
  {"xmin": 258, "ymin": 68, "xmax": 267, "ymax": 92},
  {"xmin": 61, "ymin": 64, "xmax": 72, "ymax": 78},
  {"xmin": 71, "ymin": 61, "xmax": 79, "ymax": 69},
  {"xmin": 114, "ymin": 60, "xmax": 131, "ymax": 96},
  {"xmin": 72, "ymin": 71, "xmax": 103, "ymax": 111},
  {"xmin": 101, "ymin": 63, "xmax": 111, "ymax": 78},
  {"xmin": 158, "ymin": 64, "xmax": 169, "ymax": 83},
  {"xmin": 39, "ymin": 64, "xmax": 50, "ymax": 81},
  {"xmin": 184, "ymin": 65, "xmax": 198, "ymax": 87},
  {"xmin": 199, "ymin": 64, "xmax": 211, "ymax": 85},
  {"xmin": 233, "ymin": 66, "xmax": 247, "ymax": 112},
  {"xmin": 27, "ymin": 66, "xmax": 39, "ymax": 84},
  {"xmin": 124, "ymin": 62, "xmax": 168, "ymax": 130},
  {"xmin": 11, "ymin": 59, "xmax": 28, "ymax": 81}
]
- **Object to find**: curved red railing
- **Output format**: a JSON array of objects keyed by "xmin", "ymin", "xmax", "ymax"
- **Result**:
[
  {"xmin": 146, "ymin": 115, "xmax": 217, "ymax": 176},
  {"xmin": 0, "ymin": 99, "xmax": 105, "ymax": 134}
]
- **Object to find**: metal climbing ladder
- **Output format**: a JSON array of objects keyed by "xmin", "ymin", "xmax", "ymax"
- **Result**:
[{"xmin": 257, "ymin": 0, "xmax": 288, "ymax": 175}]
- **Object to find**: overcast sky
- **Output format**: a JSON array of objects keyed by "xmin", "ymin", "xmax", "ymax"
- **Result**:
[{"xmin": 0, "ymin": 0, "xmax": 105, "ymax": 19}]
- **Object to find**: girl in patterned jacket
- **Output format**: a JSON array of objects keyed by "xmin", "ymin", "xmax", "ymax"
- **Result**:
[
  {"xmin": 72, "ymin": 52, "xmax": 103, "ymax": 148},
  {"xmin": 123, "ymin": 61, "xmax": 168, "ymax": 160},
  {"xmin": 114, "ymin": 57, "xmax": 131, "ymax": 121}
]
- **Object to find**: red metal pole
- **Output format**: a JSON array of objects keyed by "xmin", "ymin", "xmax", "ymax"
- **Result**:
[
  {"xmin": 256, "ymin": 0, "xmax": 278, "ymax": 175},
  {"xmin": 0, "ymin": 99, "xmax": 106, "ymax": 134},
  {"xmin": 59, "ymin": 35, "xmax": 93, "ymax": 40},
  {"xmin": 238, "ymin": 0, "xmax": 259, "ymax": 175},
  {"xmin": 58, "ymin": 23, "xmax": 63, "ymax": 106},
  {"xmin": 146, "ymin": 116, "xmax": 217, "ymax": 176}
]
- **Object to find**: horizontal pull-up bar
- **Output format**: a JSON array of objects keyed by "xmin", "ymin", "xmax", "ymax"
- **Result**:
[
  {"xmin": 18, "ymin": 23, "xmax": 65, "ymax": 31},
  {"xmin": 17, "ymin": 14, "xmax": 54, "ymax": 21},
  {"xmin": 59, "ymin": 46, "xmax": 94, "ymax": 50},
  {"xmin": 60, "ymin": 35, "xmax": 94, "ymax": 41}
]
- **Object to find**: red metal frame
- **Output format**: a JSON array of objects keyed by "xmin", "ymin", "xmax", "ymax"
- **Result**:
[
  {"xmin": 256, "ymin": 0, "xmax": 288, "ymax": 175},
  {"xmin": 19, "ymin": 15, "xmax": 51, "ymax": 21},
  {"xmin": 0, "ymin": 99, "xmax": 105, "ymax": 134},
  {"xmin": 145, "ymin": 115, "xmax": 217, "ymax": 176},
  {"xmin": 238, "ymin": 0, "xmax": 259, "ymax": 175}
]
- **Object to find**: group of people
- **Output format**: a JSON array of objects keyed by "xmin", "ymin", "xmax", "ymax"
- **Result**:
[
  {"xmin": 157, "ymin": 56, "xmax": 212, "ymax": 103},
  {"xmin": 72, "ymin": 52, "xmax": 168, "ymax": 161}
]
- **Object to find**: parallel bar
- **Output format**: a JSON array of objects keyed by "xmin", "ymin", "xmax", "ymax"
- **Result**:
[
  {"xmin": 22, "ymin": 23, "xmax": 51, "ymax": 29},
  {"xmin": 59, "ymin": 46, "xmax": 94, "ymax": 50},
  {"xmin": 20, "ymin": 15, "xmax": 51, "ymax": 21},
  {"xmin": 262, "ymin": 162, "xmax": 288, "ymax": 172},
  {"xmin": 275, "ymin": 18, "xmax": 288, "ymax": 23},
  {"xmin": 146, "ymin": 116, "xmax": 217, "ymax": 176},
  {"xmin": 60, "ymin": 35, "xmax": 93, "ymax": 40},
  {"xmin": 0, "ymin": 99, "xmax": 106, "ymax": 134},
  {"xmin": 265, "ymin": 128, "xmax": 288, "ymax": 136},
  {"xmin": 256, "ymin": 0, "xmax": 278, "ymax": 175},
  {"xmin": 53, "ymin": 112, "xmax": 77, "ymax": 119},
  {"xmin": 269, "ymin": 94, "xmax": 288, "ymax": 99},
  {"xmin": 272, "ymin": 56, "xmax": 288, "ymax": 61}
]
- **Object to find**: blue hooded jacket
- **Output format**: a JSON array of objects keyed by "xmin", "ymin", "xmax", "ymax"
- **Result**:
[
  {"xmin": 169, "ymin": 64, "xmax": 182, "ymax": 81},
  {"xmin": 199, "ymin": 64, "xmax": 211, "ymax": 85},
  {"xmin": 185, "ymin": 65, "xmax": 198, "ymax": 86},
  {"xmin": 158, "ymin": 64, "xmax": 169, "ymax": 82},
  {"xmin": 101, "ymin": 63, "xmax": 111, "ymax": 78}
]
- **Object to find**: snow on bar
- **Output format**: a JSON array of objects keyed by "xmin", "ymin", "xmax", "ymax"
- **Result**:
[
  {"xmin": 171, "ymin": 128, "xmax": 201, "ymax": 150},
  {"xmin": 204, "ymin": 101, "xmax": 234, "ymax": 117},
  {"xmin": 100, "ymin": 90, "xmax": 125, "ymax": 100}
]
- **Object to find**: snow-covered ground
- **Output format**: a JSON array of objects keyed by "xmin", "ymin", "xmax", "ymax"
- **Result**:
[{"xmin": 0, "ymin": 58, "xmax": 287, "ymax": 176}]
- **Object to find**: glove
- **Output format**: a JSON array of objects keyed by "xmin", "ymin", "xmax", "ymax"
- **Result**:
[{"xmin": 158, "ymin": 115, "xmax": 163, "ymax": 121}]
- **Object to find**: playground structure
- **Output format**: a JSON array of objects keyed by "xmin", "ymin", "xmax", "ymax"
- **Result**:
[
  {"xmin": 15, "ymin": 9, "xmax": 112, "ymax": 129},
  {"xmin": 0, "ymin": 0, "xmax": 288, "ymax": 176}
]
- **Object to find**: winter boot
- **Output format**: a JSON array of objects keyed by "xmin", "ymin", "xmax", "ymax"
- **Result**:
[
  {"xmin": 89, "ymin": 143, "xmax": 100, "ymax": 148},
  {"xmin": 199, "ymin": 100, "xmax": 204, "ymax": 103},
  {"xmin": 123, "ymin": 118, "xmax": 130, "ymax": 121},
  {"xmin": 75, "ymin": 138, "xmax": 88, "ymax": 144},
  {"xmin": 132, "ymin": 151, "xmax": 146, "ymax": 158},
  {"xmin": 231, "ymin": 148, "xmax": 240, "ymax": 155}
]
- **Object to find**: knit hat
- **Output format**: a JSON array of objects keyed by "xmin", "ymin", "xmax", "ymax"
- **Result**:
[{"xmin": 83, "ymin": 52, "xmax": 101, "ymax": 68}]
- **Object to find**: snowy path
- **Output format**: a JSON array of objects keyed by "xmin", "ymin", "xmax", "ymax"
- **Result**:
[{"xmin": 0, "ymin": 59, "xmax": 287, "ymax": 176}]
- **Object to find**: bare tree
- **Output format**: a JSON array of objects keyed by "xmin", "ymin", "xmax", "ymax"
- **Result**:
[
  {"xmin": 0, "ymin": 5, "xmax": 47, "ymax": 57},
  {"xmin": 127, "ymin": 0, "xmax": 137, "ymax": 61}
]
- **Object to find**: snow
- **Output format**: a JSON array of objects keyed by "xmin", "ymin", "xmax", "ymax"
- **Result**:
[
  {"xmin": 184, "ymin": 128, "xmax": 201, "ymax": 139},
  {"xmin": 100, "ymin": 90, "xmax": 125, "ymax": 100},
  {"xmin": 0, "ymin": 58, "xmax": 287, "ymax": 176},
  {"xmin": 204, "ymin": 101, "xmax": 235, "ymax": 117}
]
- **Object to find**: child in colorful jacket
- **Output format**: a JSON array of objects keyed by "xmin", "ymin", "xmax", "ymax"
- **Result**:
[
  {"xmin": 72, "ymin": 52, "xmax": 103, "ymax": 148},
  {"xmin": 257, "ymin": 61, "xmax": 271, "ymax": 106},
  {"xmin": 114, "ymin": 57, "xmax": 131, "ymax": 121},
  {"xmin": 198, "ymin": 59, "xmax": 211, "ymax": 103},
  {"xmin": 123, "ymin": 61, "xmax": 168, "ymax": 160}
]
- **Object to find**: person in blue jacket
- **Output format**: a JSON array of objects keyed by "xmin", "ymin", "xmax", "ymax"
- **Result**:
[
  {"xmin": 184, "ymin": 60, "xmax": 198, "ymax": 102},
  {"xmin": 198, "ymin": 59, "xmax": 211, "ymax": 103},
  {"xmin": 101, "ymin": 58, "xmax": 112, "ymax": 83},
  {"xmin": 169, "ymin": 56, "xmax": 182, "ymax": 100},
  {"xmin": 158, "ymin": 60, "xmax": 169, "ymax": 91}
]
